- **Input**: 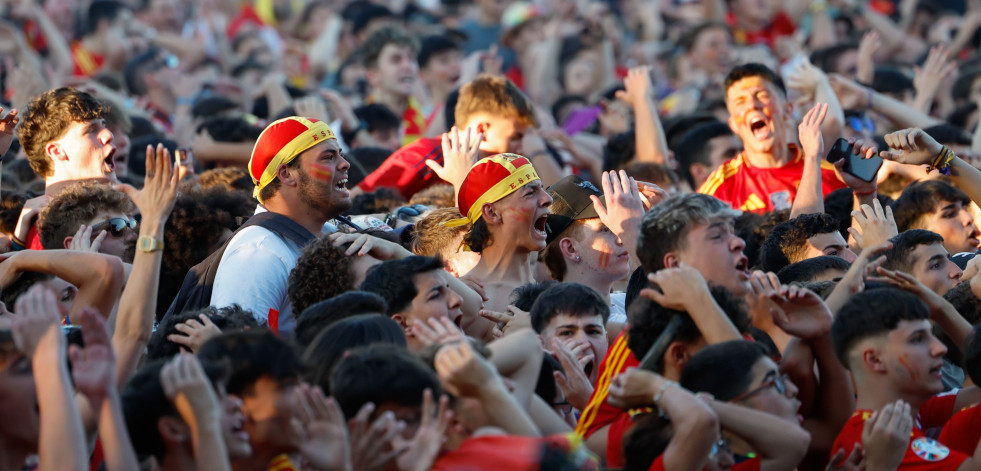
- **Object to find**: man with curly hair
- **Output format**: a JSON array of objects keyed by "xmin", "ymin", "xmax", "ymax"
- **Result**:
[
  {"xmin": 287, "ymin": 235, "xmax": 381, "ymax": 315},
  {"xmin": 758, "ymin": 212, "xmax": 857, "ymax": 273},
  {"xmin": 36, "ymin": 183, "xmax": 136, "ymax": 261}
]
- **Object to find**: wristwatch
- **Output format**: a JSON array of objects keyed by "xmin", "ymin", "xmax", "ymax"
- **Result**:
[{"xmin": 138, "ymin": 235, "xmax": 165, "ymax": 253}]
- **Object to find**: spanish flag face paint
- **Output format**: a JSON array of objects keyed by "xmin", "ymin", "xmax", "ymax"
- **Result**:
[
  {"xmin": 248, "ymin": 116, "xmax": 337, "ymax": 203},
  {"xmin": 444, "ymin": 154, "xmax": 541, "ymax": 227}
]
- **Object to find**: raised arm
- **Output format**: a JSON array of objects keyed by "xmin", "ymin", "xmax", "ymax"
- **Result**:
[
  {"xmin": 705, "ymin": 400, "xmax": 811, "ymax": 471},
  {"xmin": 791, "ymin": 103, "xmax": 829, "ymax": 217},
  {"xmin": 112, "ymin": 143, "xmax": 179, "ymax": 388},
  {"xmin": 829, "ymin": 74, "xmax": 943, "ymax": 129},
  {"xmin": 617, "ymin": 66, "xmax": 671, "ymax": 166},
  {"xmin": 161, "ymin": 353, "xmax": 232, "ymax": 471},
  {"xmin": 642, "ymin": 266, "xmax": 742, "ymax": 344}
]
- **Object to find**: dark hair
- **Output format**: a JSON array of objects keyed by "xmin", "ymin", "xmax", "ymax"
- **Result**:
[
  {"xmin": 86, "ymin": 0, "xmax": 129, "ymax": 36},
  {"xmin": 196, "ymin": 330, "xmax": 304, "ymax": 395},
  {"xmin": 963, "ymin": 325, "xmax": 981, "ymax": 385},
  {"xmin": 622, "ymin": 413, "xmax": 674, "ymax": 471},
  {"xmin": 529, "ymin": 283, "xmax": 610, "ymax": 333},
  {"xmin": 724, "ymin": 63, "xmax": 787, "ymax": 98},
  {"xmin": 145, "ymin": 305, "xmax": 259, "ymax": 361},
  {"xmin": 674, "ymin": 121, "xmax": 734, "ymax": 188},
  {"xmin": 940, "ymin": 282, "xmax": 981, "ymax": 367},
  {"xmin": 924, "ymin": 124, "xmax": 972, "ymax": 146},
  {"xmin": 892, "ymin": 180, "xmax": 971, "ymax": 232},
  {"xmin": 536, "ymin": 353, "xmax": 562, "ymax": 404},
  {"xmin": 603, "ymin": 131, "xmax": 635, "ymax": 171},
  {"xmin": 360, "ymin": 26, "xmax": 420, "ymax": 68},
  {"xmin": 360, "ymin": 256, "xmax": 444, "ymax": 314},
  {"xmin": 17, "ymin": 87, "xmax": 108, "ymax": 178},
  {"xmin": 303, "ymin": 314, "xmax": 406, "ymax": 393},
  {"xmin": 123, "ymin": 48, "xmax": 164, "ymax": 96},
  {"xmin": 777, "ymin": 255, "xmax": 851, "ymax": 283},
  {"xmin": 872, "ymin": 67, "xmax": 914, "ymax": 95},
  {"xmin": 37, "ymin": 183, "xmax": 135, "ymax": 250},
  {"xmin": 196, "ymin": 116, "xmax": 264, "ymax": 143},
  {"xmin": 258, "ymin": 155, "xmax": 301, "ymax": 203},
  {"xmin": 880, "ymin": 229, "xmax": 945, "ymax": 274},
  {"xmin": 121, "ymin": 358, "xmax": 225, "ymax": 460},
  {"xmin": 354, "ymin": 104, "xmax": 401, "ymax": 135},
  {"xmin": 288, "ymin": 236, "xmax": 357, "ymax": 316},
  {"xmin": 740, "ymin": 209, "xmax": 789, "ymax": 269},
  {"xmin": 127, "ymin": 136, "xmax": 178, "ymax": 178},
  {"xmin": 511, "ymin": 280, "xmax": 559, "ymax": 313},
  {"xmin": 627, "ymin": 285, "xmax": 748, "ymax": 372},
  {"xmin": 825, "ymin": 188, "xmax": 894, "ymax": 239},
  {"xmin": 680, "ymin": 22, "xmax": 731, "ymax": 53},
  {"xmin": 831, "ymin": 288, "xmax": 930, "ymax": 369},
  {"xmin": 463, "ymin": 217, "xmax": 493, "ymax": 252},
  {"xmin": 351, "ymin": 3, "xmax": 394, "ymax": 36},
  {"xmin": 680, "ymin": 340, "xmax": 770, "ymax": 400},
  {"xmin": 195, "ymin": 167, "xmax": 255, "ymax": 193},
  {"xmin": 759, "ymin": 213, "xmax": 841, "ymax": 273},
  {"xmin": 418, "ymin": 35, "xmax": 459, "ymax": 68},
  {"xmin": 2, "ymin": 271, "xmax": 54, "ymax": 309},
  {"xmin": 0, "ymin": 191, "xmax": 26, "ymax": 235},
  {"xmin": 345, "ymin": 187, "xmax": 406, "ymax": 215},
  {"xmin": 191, "ymin": 96, "xmax": 240, "ymax": 119},
  {"xmin": 809, "ymin": 42, "xmax": 859, "ymax": 74},
  {"xmin": 330, "ymin": 343, "xmax": 442, "ymax": 419},
  {"xmin": 295, "ymin": 292, "xmax": 390, "ymax": 348}
]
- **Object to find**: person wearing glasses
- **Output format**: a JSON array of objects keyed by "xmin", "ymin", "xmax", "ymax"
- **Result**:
[{"xmin": 36, "ymin": 183, "xmax": 138, "ymax": 261}]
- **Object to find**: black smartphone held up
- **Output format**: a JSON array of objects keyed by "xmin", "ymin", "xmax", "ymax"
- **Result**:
[{"xmin": 825, "ymin": 138, "xmax": 883, "ymax": 183}]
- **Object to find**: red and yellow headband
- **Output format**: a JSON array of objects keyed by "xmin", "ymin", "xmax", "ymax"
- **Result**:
[
  {"xmin": 445, "ymin": 153, "xmax": 539, "ymax": 227},
  {"xmin": 249, "ymin": 116, "xmax": 336, "ymax": 202}
]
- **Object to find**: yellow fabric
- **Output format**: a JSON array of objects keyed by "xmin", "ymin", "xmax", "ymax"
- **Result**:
[
  {"xmin": 444, "ymin": 158, "xmax": 539, "ymax": 228},
  {"xmin": 251, "ymin": 118, "xmax": 335, "ymax": 201}
]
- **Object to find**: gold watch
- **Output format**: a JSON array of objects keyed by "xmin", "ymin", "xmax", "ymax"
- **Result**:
[{"xmin": 138, "ymin": 235, "xmax": 164, "ymax": 252}]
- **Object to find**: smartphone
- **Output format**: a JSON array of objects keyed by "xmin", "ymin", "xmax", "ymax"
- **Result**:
[{"xmin": 825, "ymin": 138, "xmax": 883, "ymax": 183}]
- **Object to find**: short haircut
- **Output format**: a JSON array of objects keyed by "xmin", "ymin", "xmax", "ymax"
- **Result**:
[
  {"xmin": 622, "ymin": 413, "xmax": 674, "ymax": 471},
  {"xmin": 303, "ymin": 314, "xmax": 406, "ymax": 393},
  {"xmin": 454, "ymin": 75, "xmax": 536, "ymax": 129},
  {"xmin": 603, "ymin": 131, "xmax": 635, "ymax": 171},
  {"xmin": 1, "ymin": 271, "xmax": 54, "ymax": 309},
  {"xmin": 360, "ymin": 26, "xmax": 420, "ymax": 69},
  {"xmin": 963, "ymin": 325, "xmax": 981, "ymax": 385},
  {"xmin": 924, "ymin": 124, "xmax": 972, "ymax": 147},
  {"xmin": 123, "ymin": 48, "xmax": 163, "ymax": 96},
  {"xmin": 257, "ymin": 153, "xmax": 301, "ymax": 203},
  {"xmin": 121, "ymin": 358, "xmax": 225, "ymax": 460},
  {"xmin": 679, "ymin": 340, "xmax": 769, "ymax": 400},
  {"xmin": 18, "ymin": 87, "xmax": 108, "ymax": 178},
  {"xmin": 463, "ymin": 217, "xmax": 492, "ymax": 252},
  {"xmin": 540, "ymin": 221, "xmax": 585, "ymax": 281},
  {"xmin": 360, "ymin": 256, "xmax": 444, "ymax": 314},
  {"xmin": 674, "ymin": 121, "xmax": 734, "ymax": 188},
  {"xmin": 196, "ymin": 330, "xmax": 304, "ymax": 395},
  {"xmin": 295, "ymin": 292, "xmax": 390, "ymax": 348},
  {"xmin": 809, "ymin": 42, "xmax": 859, "ymax": 74},
  {"xmin": 510, "ymin": 280, "xmax": 558, "ymax": 313},
  {"xmin": 777, "ymin": 255, "xmax": 851, "ymax": 284},
  {"xmin": 940, "ymin": 282, "xmax": 981, "ymax": 367},
  {"xmin": 288, "ymin": 236, "xmax": 356, "ymax": 315},
  {"xmin": 37, "ymin": 183, "xmax": 135, "ymax": 250},
  {"xmin": 893, "ymin": 180, "xmax": 971, "ymax": 232},
  {"xmin": 145, "ymin": 305, "xmax": 259, "ymax": 361},
  {"xmin": 627, "ymin": 285, "xmax": 749, "ymax": 372},
  {"xmin": 759, "ymin": 213, "xmax": 841, "ymax": 273},
  {"xmin": 418, "ymin": 34, "xmax": 459, "ymax": 68},
  {"xmin": 637, "ymin": 193, "xmax": 740, "ymax": 274},
  {"xmin": 680, "ymin": 22, "xmax": 731, "ymax": 53},
  {"xmin": 411, "ymin": 207, "xmax": 470, "ymax": 257},
  {"xmin": 880, "ymin": 229, "xmax": 945, "ymax": 274},
  {"xmin": 0, "ymin": 191, "xmax": 26, "ymax": 235},
  {"xmin": 330, "ymin": 343, "xmax": 442, "ymax": 419},
  {"xmin": 724, "ymin": 63, "xmax": 787, "ymax": 99},
  {"xmin": 831, "ymin": 287, "xmax": 930, "ymax": 369},
  {"xmin": 872, "ymin": 67, "xmax": 914, "ymax": 95},
  {"xmin": 529, "ymin": 283, "xmax": 610, "ymax": 333},
  {"xmin": 354, "ymin": 104, "xmax": 401, "ymax": 134}
]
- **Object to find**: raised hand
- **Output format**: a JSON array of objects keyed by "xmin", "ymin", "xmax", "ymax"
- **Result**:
[
  {"xmin": 294, "ymin": 95, "xmax": 331, "ymax": 123},
  {"xmin": 590, "ymin": 170, "xmax": 645, "ymax": 240},
  {"xmin": 427, "ymin": 126, "xmax": 482, "ymax": 192},
  {"xmin": 160, "ymin": 353, "xmax": 221, "ymax": 426},
  {"xmin": 768, "ymin": 285, "xmax": 833, "ymax": 340},
  {"xmin": 434, "ymin": 340, "xmax": 501, "ymax": 398},
  {"xmin": 913, "ymin": 45, "xmax": 956, "ymax": 112},
  {"xmin": 615, "ymin": 66, "xmax": 653, "ymax": 107},
  {"xmin": 479, "ymin": 304, "xmax": 531, "ymax": 336},
  {"xmin": 786, "ymin": 57, "xmax": 828, "ymax": 99},
  {"xmin": 68, "ymin": 224, "xmax": 107, "ymax": 252},
  {"xmin": 550, "ymin": 338, "xmax": 593, "ymax": 410},
  {"xmin": 115, "ymin": 143, "xmax": 180, "ymax": 226},
  {"xmin": 878, "ymin": 128, "xmax": 944, "ymax": 166},
  {"xmin": 856, "ymin": 30, "xmax": 881, "ymax": 83},
  {"xmin": 641, "ymin": 263, "xmax": 712, "ymax": 312},
  {"xmin": 69, "ymin": 307, "xmax": 116, "ymax": 407},
  {"xmin": 608, "ymin": 367, "xmax": 662, "ymax": 409},
  {"xmin": 862, "ymin": 400, "xmax": 912, "ymax": 471},
  {"xmin": 413, "ymin": 317, "xmax": 466, "ymax": 347},
  {"xmin": 393, "ymin": 389, "xmax": 452, "ymax": 471},
  {"xmin": 292, "ymin": 383, "xmax": 352, "ymax": 471},
  {"xmin": 348, "ymin": 403, "xmax": 407, "ymax": 471},
  {"xmin": 849, "ymin": 199, "xmax": 898, "ymax": 251},
  {"xmin": 798, "ymin": 102, "xmax": 829, "ymax": 160},
  {"xmin": 0, "ymin": 106, "xmax": 19, "ymax": 157},
  {"xmin": 870, "ymin": 266, "xmax": 949, "ymax": 315},
  {"xmin": 11, "ymin": 284, "xmax": 62, "ymax": 358},
  {"xmin": 167, "ymin": 314, "xmax": 222, "ymax": 353},
  {"xmin": 328, "ymin": 232, "xmax": 409, "ymax": 259},
  {"xmin": 745, "ymin": 270, "xmax": 782, "ymax": 329}
]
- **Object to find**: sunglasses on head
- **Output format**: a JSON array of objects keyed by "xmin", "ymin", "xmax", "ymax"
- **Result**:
[{"xmin": 91, "ymin": 217, "xmax": 138, "ymax": 238}]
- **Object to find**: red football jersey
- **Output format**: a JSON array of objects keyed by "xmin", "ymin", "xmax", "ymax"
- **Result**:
[
  {"xmin": 697, "ymin": 145, "xmax": 847, "ymax": 214},
  {"xmin": 356, "ymin": 137, "xmax": 443, "ymax": 198},
  {"xmin": 938, "ymin": 402, "xmax": 981, "ymax": 456}
]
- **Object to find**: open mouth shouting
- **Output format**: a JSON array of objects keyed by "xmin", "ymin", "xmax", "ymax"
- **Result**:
[
  {"xmin": 735, "ymin": 256, "xmax": 751, "ymax": 280},
  {"xmin": 103, "ymin": 148, "xmax": 116, "ymax": 175},
  {"xmin": 533, "ymin": 214, "xmax": 548, "ymax": 240},
  {"xmin": 334, "ymin": 176, "xmax": 350, "ymax": 197},
  {"xmin": 748, "ymin": 115, "xmax": 772, "ymax": 141}
]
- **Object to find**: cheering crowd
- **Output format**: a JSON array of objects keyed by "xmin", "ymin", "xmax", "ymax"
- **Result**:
[{"xmin": 5, "ymin": 0, "xmax": 981, "ymax": 469}]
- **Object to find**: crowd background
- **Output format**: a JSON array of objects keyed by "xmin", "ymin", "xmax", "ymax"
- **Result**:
[{"xmin": 4, "ymin": 0, "xmax": 981, "ymax": 470}]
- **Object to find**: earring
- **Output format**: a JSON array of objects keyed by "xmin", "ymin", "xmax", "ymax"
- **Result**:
[{"xmin": 574, "ymin": 255, "xmax": 582, "ymax": 262}]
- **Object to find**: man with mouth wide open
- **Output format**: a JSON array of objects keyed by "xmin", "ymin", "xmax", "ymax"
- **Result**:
[{"xmin": 698, "ymin": 63, "xmax": 848, "ymax": 213}]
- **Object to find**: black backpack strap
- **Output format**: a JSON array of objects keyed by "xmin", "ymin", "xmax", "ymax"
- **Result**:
[{"xmin": 246, "ymin": 211, "xmax": 318, "ymax": 246}]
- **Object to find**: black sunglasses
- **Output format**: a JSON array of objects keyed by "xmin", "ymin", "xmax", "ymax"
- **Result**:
[{"xmin": 91, "ymin": 217, "xmax": 138, "ymax": 238}]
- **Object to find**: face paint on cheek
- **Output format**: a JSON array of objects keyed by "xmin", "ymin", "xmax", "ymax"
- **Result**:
[
  {"xmin": 598, "ymin": 251, "xmax": 611, "ymax": 269},
  {"xmin": 309, "ymin": 163, "xmax": 334, "ymax": 181},
  {"xmin": 509, "ymin": 207, "xmax": 533, "ymax": 224},
  {"xmin": 898, "ymin": 354, "xmax": 917, "ymax": 381}
]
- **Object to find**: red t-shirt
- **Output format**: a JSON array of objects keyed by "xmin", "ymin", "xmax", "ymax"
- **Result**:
[
  {"xmin": 575, "ymin": 332, "xmax": 640, "ymax": 468},
  {"xmin": 726, "ymin": 10, "xmax": 796, "ymax": 48},
  {"xmin": 645, "ymin": 451, "xmax": 760, "ymax": 470},
  {"xmin": 71, "ymin": 41, "xmax": 104, "ymax": 77},
  {"xmin": 938, "ymin": 402, "xmax": 981, "ymax": 456},
  {"xmin": 356, "ymin": 136, "xmax": 443, "ymax": 198},
  {"xmin": 430, "ymin": 434, "xmax": 599, "ymax": 470},
  {"xmin": 832, "ymin": 393, "xmax": 965, "ymax": 470},
  {"xmin": 697, "ymin": 145, "xmax": 847, "ymax": 214}
]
